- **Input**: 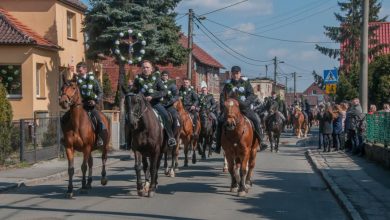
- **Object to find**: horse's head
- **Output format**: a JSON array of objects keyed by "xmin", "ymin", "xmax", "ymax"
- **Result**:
[
  {"xmin": 59, "ymin": 76, "xmax": 81, "ymax": 109},
  {"xmin": 125, "ymin": 92, "xmax": 149, "ymax": 129},
  {"xmin": 294, "ymin": 107, "xmax": 301, "ymax": 118},
  {"xmin": 173, "ymin": 98, "xmax": 184, "ymax": 112},
  {"xmin": 223, "ymin": 98, "xmax": 241, "ymax": 131},
  {"xmin": 199, "ymin": 106, "xmax": 210, "ymax": 127}
]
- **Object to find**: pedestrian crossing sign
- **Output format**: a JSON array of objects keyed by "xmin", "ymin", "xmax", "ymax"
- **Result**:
[
  {"xmin": 323, "ymin": 69, "xmax": 338, "ymax": 84},
  {"xmin": 326, "ymin": 84, "xmax": 337, "ymax": 94}
]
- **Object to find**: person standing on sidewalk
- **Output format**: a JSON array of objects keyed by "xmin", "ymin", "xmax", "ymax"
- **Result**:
[
  {"xmin": 345, "ymin": 98, "xmax": 364, "ymax": 155},
  {"xmin": 323, "ymin": 103, "xmax": 335, "ymax": 152},
  {"xmin": 316, "ymin": 103, "xmax": 325, "ymax": 150},
  {"xmin": 332, "ymin": 104, "xmax": 343, "ymax": 151}
]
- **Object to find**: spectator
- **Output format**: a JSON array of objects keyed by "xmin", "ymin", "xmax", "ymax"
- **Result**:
[
  {"xmin": 317, "ymin": 103, "xmax": 325, "ymax": 150},
  {"xmin": 323, "ymin": 103, "xmax": 335, "ymax": 152},
  {"xmin": 339, "ymin": 102, "xmax": 348, "ymax": 150},
  {"xmin": 332, "ymin": 104, "xmax": 343, "ymax": 151},
  {"xmin": 368, "ymin": 104, "xmax": 377, "ymax": 115},
  {"xmin": 382, "ymin": 103, "xmax": 390, "ymax": 112},
  {"xmin": 345, "ymin": 98, "xmax": 364, "ymax": 155}
]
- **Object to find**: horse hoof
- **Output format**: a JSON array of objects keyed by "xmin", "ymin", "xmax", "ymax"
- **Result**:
[
  {"xmin": 80, "ymin": 189, "xmax": 88, "ymax": 194},
  {"xmin": 183, "ymin": 163, "xmax": 188, "ymax": 167},
  {"xmin": 174, "ymin": 168, "xmax": 179, "ymax": 172},
  {"xmin": 165, "ymin": 169, "xmax": 170, "ymax": 176},
  {"xmin": 238, "ymin": 191, "xmax": 247, "ymax": 197},
  {"xmin": 192, "ymin": 158, "xmax": 196, "ymax": 164},
  {"xmin": 65, "ymin": 192, "xmax": 73, "ymax": 199},
  {"xmin": 86, "ymin": 184, "xmax": 92, "ymax": 190},
  {"xmin": 201, "ymin": 155, "xmax": 206, "ymax": 160},
  {"xmin": 230, "ymin": 187, "xmax": 238, "ymax": 193},
  {"xmin": 169, "ymin": 169, "xmax": 175, "ymax": 177},
  {"xmin": 101, "ymin": 178, "xmax": 108, "ymax": 186},
  {"xmin": 223, "ymin": 168, "xmax": 228, "ymax": 173},
  {"xmin": 148, "ymin": 191, "xmax": 155, "ymax": 198},
  {"xmin": 137, "ymin": 190, "xmax": 145, "ymax": 197}
]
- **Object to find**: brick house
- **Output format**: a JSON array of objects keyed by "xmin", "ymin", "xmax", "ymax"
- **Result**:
[
  {"xmin": 0, "ymin": 0, "xmax": 94, "ymax": 120},
  {"xmin": 285, "ymin": 82, "xmax": 329, "ymax": 107},
  {"xmin": 102, "ymin": 34, "xmax": 224, "ymax": 107}
]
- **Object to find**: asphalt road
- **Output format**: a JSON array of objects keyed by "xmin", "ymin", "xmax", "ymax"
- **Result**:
[{"xmin": 0, "ymin": 133, "xmax": 347, "ymax": 220}]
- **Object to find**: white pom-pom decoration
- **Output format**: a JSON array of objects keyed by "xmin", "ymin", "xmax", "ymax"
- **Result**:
[
  {"xmin": 137, "ymin": 33, "xmax": 142, "ymax": 37},
  {"xmin": 140, "ymin": 49, "xmax": 145, "ymax": 54},
  {"xmin": 115, "ymin": 49, "xmax": 120, "ymax": 55},
  {"xmin": 115, "ymin": 40, "xmax": 120, "ymax": 45},
  {"xmin": 141, "ymin": 40, "xmax": 146, "ymax": 46},
  {"xmin": 128, "ymin": 29, "xmax": 133, "ymax": 34},
  {"xmin": 119, "ymin": 32, "xmax": 124, "ymax": 37},
  {"xmin": 137, "ymin": 57, "xmax": 142, "ymax": 61},
  {"xmin": 128, "ymin": 60, "xmax": 133, "ymax": 65}
]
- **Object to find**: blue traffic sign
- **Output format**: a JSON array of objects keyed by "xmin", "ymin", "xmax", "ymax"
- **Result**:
[{"xmin": 323, "ymin": 69, "xmax": 338, "ymax": 84}]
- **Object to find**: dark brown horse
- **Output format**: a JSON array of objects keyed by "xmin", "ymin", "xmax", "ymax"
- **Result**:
[
  {"xmin": 221, "ymin": 98, "xmax": 259, "ymax": 197},
  {"xmin": 124, "ymin": 93, "xmax": 166, "ymax": 197},
  {"xmin": 266, "ymin": 111, "xmax": 283, "ymax": 153},
  {"xmin": 59, "ymin": 77, "xmax": 110, "ymax": 198},
  {"xmin": 163, "ymin": 103, "xmax": 181, "ymax": 178},
  {"xmin": 173, "ymin": 99, "xmax": 200, "ymax": 167},
  {"xmin": 198, "ymin": 107, "xmax": 216, "ymax": 159}
]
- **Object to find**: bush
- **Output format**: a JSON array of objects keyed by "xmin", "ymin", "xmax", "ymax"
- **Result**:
[{"xmin": 0, "ymin": 83, "xmax": 13, "ymax": 164}]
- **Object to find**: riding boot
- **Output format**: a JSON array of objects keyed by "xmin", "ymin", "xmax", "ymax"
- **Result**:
[{"xmin": 215, "ymin": 123, "xmax": 223, "ymax": 154}]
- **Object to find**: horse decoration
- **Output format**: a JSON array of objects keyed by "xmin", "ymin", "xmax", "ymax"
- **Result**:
[
  {"xmin": 59, "ymin": 76, "xmax": 111, "ymax": 198},
  {"xmin": 198, "ymin": 106, "xmax": 216, "ymax": 159},
  {"xmin": 173, "ymin": 99, "xmax": 200, "ymax": 167},
  {"xmin": 293, "ymin": 106, "xmax": 309, "ymax": 138},
  {"xmin": 221, "ymin": 98, "xmax": 259, "ymax": 197},
  {"xmin": 124, "ymin": 93, "xmax": 166, "ymax": 197},
  {"xmin": 265, "ymin": 109, "xmax": 283, "ymax": 153}
]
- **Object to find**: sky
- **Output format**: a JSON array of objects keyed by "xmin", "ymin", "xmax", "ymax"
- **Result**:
[{"xmin": 82, "ymin": 0, "xmax": 390, "ymax": 92}]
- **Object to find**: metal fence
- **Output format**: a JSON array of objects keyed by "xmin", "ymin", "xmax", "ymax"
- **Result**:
[{"xmin": 366, "ymin": 112, "xmax": 390, "ymax": 147}]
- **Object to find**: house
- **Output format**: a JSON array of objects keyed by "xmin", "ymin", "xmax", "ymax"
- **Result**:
[
  {"xmin": 102, "ymin": 34, "xmax": 224, "ymax": 106},
  {"xmin": 249, "ymin": 77, "xmax": 286, "ymax": 101},
  {"xmin": 0, "ymin": 0, "xmax": 90, "ymax": 120},
  {"xmin": 285, "ymin": 82, "xmax": 329, "ymax": 107}
]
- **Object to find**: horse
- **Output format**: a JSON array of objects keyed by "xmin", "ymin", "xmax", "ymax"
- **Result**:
[
  {"xmin": 221, "ymin": 98, "xmax": 259, "ymax": 197},
  {"xmin": 124, "ymin": 92, "xmax": 166, "ymax": 197},
  {"xmin": 293, "ymin": 108, "xmax": 309, "ymax": 138},
  {"xmin": 173, "ymin": 99, "xmax": 200, "ymax": 167},
  {"xmin": 163, "ymin": 105, "xmax": 181, "ymax": 178},
  {"xmin": 266, "ymin": 111, "xmax": 283, "ymax": 153},
  {"xmin": 59, "ymin": 76, "xmax": 110, "ymax": 198},
  {"xmin": 198, "ymin": 107, "xmax": 215, "ymax": 159}
]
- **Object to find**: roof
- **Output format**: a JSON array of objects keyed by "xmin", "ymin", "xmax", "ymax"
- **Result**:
[
  {"xmin": 0, "ymin": 8, "xmax": 61, "ymax": 50},
  {"xmin": 58, "ymin": 0, "xmax": 88, "ymax": 12},
  {"xmin": 180, "ymin": 35, "xmax": 224, "ymax": 69},
  {"xmin": 370, "ymin": 22, "xmax": 390, "ymax": 54}
]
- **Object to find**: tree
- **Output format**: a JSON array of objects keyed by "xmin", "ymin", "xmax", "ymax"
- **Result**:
[
  {"xmin": 315, "ymin": 0, "xmax": 387, "ymax": 73},
  {"xmin": 0, "ymin": 83, "xmax": 13, "ymax": 163},
  {"xmin": 368, "ymin": 54, "xmax": 390, "ymax": 107},
  {"xmin": 102, "ymin": 72, "xmax": 113, "ymax": 103}
]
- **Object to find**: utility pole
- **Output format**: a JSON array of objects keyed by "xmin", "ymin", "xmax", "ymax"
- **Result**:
[
  {"xmin": 285, "ymin": 76, "xmax": 288, "ymax": 93},
  {"xmin": 265, "ymin": 64, "xmax": 268, "ymax": 78},
  {"xmin": 273, "ymin": 56, "xmax": 277, "ymax": 92},
  {"xmin": 187, "ymin": 9, "xmax": 194, "ymax": 82},
  {"xmin": 293, "ymin": 72, "xmax": 297, "ymax": 101},
  {"xmin": 359, "ymin": 0, "xmax": 369, "ymax": 113}
]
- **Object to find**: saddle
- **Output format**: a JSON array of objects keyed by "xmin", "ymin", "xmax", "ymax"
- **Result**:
[
  {"xmin": 152, "ymin": 108, "xmax": 164, "ymax": 128},
  {"xmin": 87, "ymin": 111, "xmax": 99, "ymax": 132}
]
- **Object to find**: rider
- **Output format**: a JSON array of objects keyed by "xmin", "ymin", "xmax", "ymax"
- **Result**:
[
  {"xmin": 215, "ymin": 66, "xmax": 263, "ymax": 154},
  {"xmin": 131, "ymin": 60, "xmax": 177, "ymax": 147},
  {"xmin": 198, "ymin": 84, "xmax": 218, "ymax": 131},
  {"xmin": 304, "ymin": 99, "xmax": 311, "ymax": 115},
  {"xmin": 179, "ymin": 78, "xmax": 199, "ymax": 134},
  {"xmin": 74, "ymin": 62, "xmax": 106, "ymax": 146},
  {"xmin": 265, "ymin": 91, "xmax": 287, "ymax": 126},
  {"xmin": 160, "ymin": 70, "xmax": 180, "ymax": 135}
]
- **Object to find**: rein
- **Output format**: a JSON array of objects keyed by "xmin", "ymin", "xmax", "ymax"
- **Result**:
[{"xmin": 62, "ymin": 84, "xmax": 82, "ymax": 107}]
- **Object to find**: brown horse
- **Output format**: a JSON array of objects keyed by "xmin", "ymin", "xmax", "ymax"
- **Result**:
[
  {"xmin": 221, "ymin": 98, "xmax": 259, "ymax": 197},
  {"xmin": 173, "ymin": 99, "xmax": 200, "ymax": 167},
  {"xmin": 59, "ymin": 77, "xmax": 111, "ymax": 198},
  {"xmin": 293, "ymin": 108, "xmax": 309, "ymax": 138},
  {"xmin": 124, "ymin": 93, "xmax": 167, "ymax": 197}
]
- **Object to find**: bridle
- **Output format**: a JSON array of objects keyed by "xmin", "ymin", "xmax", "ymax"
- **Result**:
[
  {"xmin": 61, "ymin": 83, "xmax": 80, "ymax": 107},
  {"xmin": 126, "ymin": 93, "xmax": 148, "ymax": 120}
]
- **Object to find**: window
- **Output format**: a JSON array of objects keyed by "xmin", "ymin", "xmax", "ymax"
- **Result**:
[
  {"xmin": 0, "ymin": 64, "xmax": 22, "ymax": 98},
  {"xmin": 312, "ymin": 90, "xmax": 317, "ymax": 95},
  {"xmin": 257, "ymin": 84, "xmax": 261, "ymax": 92},
  {"xmin": 67, "ymin": 11, "xmax": 76, "ymax": 39},
  {"xmin": 36, "ymin": 63, "xmax": 46, "ymax": 98}
]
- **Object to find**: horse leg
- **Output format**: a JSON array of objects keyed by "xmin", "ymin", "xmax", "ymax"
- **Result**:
[
  {"xmin": 134, "ymin": 152, "xmax": 144, "ymax": 197},
  {"xmin": 226, "ymin": 155, "xmax": 238, "ymax": 192},
  {"xmin": 223, "ymin": 154, "xmax": 228, "ymax": 173},
  {"xmin": 276, "ymin": 134, "xmax": 279, "ymax": 153},
  {"xmin": 192, "ymin": 139, "xmax": 197, "ymax": 164},
  {"xmin": 269, "ymin": 132, "xmax": 274, "ymax": 152},
  {"xmin": 101, "ymin": 144, "xmax": 108, "ymax": 186},
  {"xmin": 148, "ymin": 154, "xmax": 159, "ymax": 198},
  {"xmin": 174, "ymin": 142, "xmax": 180, "ymax": 172},
  {"xmin": 246, "ymin": 143, "xmax": 258, "ymax": 187},
  {"xmin": 65, "ymin": 147, "xmax": 74, "ymax": 198},
  {"xmin": 238, "ymin": 154, "xmax": 250, "ymax": 197},
  {"xmin": 86, "ymin": 156, "xmax": 93, "ymax": 189},
  {"xmin": 142, "ymin": 156, "xmax": 150, "ymax": 192},
  {"xmin": 184, "ymin": 140, "xmax": 189, "ymax": 167},
  {"xmin": 234, "ymin": 160, "xmax": 242, "ymax": 194},
  {"xmin": 80, "ymin": 149, "xmax": 91, "ymax": 194},
  {"xmin": 164, "ymin": 151, "xmax": 169, "ymax": 176}
]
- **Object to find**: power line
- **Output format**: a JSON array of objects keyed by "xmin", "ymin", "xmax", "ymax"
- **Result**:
[
  {"xmin": 194, "ymin": 22, "xmax": 266, "ymax": 67},
  {"xmin": 176, "ymin": 13, "xmax": 188, "ymax": 21},
  {"xmin": 194, "ymin": 17, "xmax": 273, "ymax": 63},
  {"xmin": 198, "ymin": 0, "xmax": 248, "ymax": 16},
  {"xmin": 203, "ymin": 18, "xmax": 336, "ymax": 44},
  {"xmin": 283, "ymin": 62, "xmax": 314, "ymax": 73}
]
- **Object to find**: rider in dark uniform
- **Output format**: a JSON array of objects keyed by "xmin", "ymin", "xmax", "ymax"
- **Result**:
[
  {"xmin": 198, "ymin": 85, "xmax": 218, "ymax": 131},
  {"xmin": 131, "ymin": 60, "xmax": 177, "ymax": 147},
  {"xmin": 65, "ymin": 62, "xmax": 106, "ymax": 146},
  {"xmin": 304, "ymin": 99, "xmax": 311, "ymax": 116},
  {"xmin": 179, "ymin": 78, "xmax": 199, "ymax": 132},
  {"xmin": 160, "ymin": 70, "xmax": 180, "ymax": 135},
  {"xmin": 265, "ymin": 91, "xmax": 287, "ymax": 127},
  {"xmin": 215, "ymin": 66, "xmax": 262, "ymax": 154}
]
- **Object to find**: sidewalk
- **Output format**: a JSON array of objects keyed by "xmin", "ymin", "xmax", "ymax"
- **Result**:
[
  {"xmin": 307, "ymin": 148, "xmax": 390, "ymax": 220},
  {"xmin": 0, "ymin": 150, "xmax": 129, "ymax": 193}
]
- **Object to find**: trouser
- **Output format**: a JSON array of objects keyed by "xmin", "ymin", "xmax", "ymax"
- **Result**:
[
  {"xmin": 166, "ymin": 105, "xmax": 179, "ymax": 135},
  {"xmin": 210, "ymin": 112, "xmax": 217, "ymax": 131},
  {"xmin": 332, "ymin": 133, "xmax": 341, "ymax": 150},
  {"xmin": 153, "ymin": 104, "xmax": 174, "ymax": 140},
  {"xmin": 318, "ymin": 132, "xmax": 324, "ymax": 149},
  {"xmin": 323, "ymin": 134, "xmax": 332, "ymax": 151},
  {"xmin": 348, "ymin": 130, "xmax": 360, "ymax": 153}
]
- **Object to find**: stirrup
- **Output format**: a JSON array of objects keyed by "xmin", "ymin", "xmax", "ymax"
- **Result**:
[
  {"xmin": 97, "ymin": 136, "xmax": 103, "ymax": 147},
  {"xmin": 168, "ymin": 138, "xmax": 177, "ymax": 147}
]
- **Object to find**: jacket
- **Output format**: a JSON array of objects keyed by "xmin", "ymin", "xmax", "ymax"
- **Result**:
[
  {"xmin": 220, "ymin": 77, "xmax": 256, "ymax": 111},
  {"xmin": 132, "ymin": 73, "xmax": 166, "ymax": 106},
  {"xmin": 76, "ymin": 73, "xmax": 102, "ymax": 102},
  {"xmin": 161, "ymin": 79, "xmax": 179, "ymax": 107}
]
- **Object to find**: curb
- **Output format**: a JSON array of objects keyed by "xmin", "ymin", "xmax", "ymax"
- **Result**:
[
  {"xmin": 306, "ymin": 149, "xmax": 363, "ymax": 220},
  {"xmin": 0, "ymin": 156, "xmax": 123, "ymax": 194}
]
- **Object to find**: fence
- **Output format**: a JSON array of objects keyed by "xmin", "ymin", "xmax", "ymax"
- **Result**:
[{"xmin": 366, "ymin": 112, "xmax": 390, "ymax": 147}]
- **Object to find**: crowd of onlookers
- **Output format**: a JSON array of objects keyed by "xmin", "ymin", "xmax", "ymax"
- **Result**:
[{"xmin": 316, "ymin": 98, "xmax": 390, "ymax": 156}]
